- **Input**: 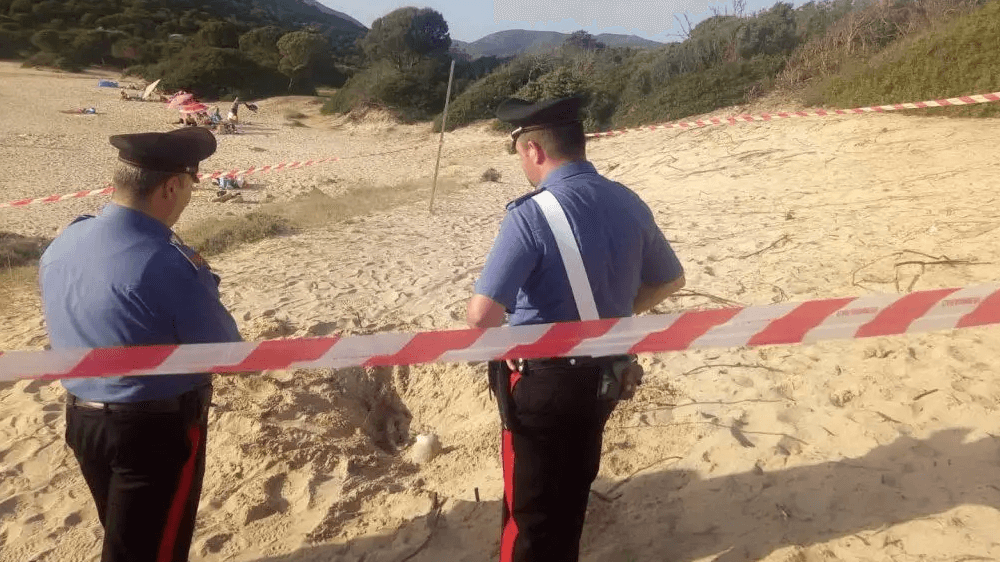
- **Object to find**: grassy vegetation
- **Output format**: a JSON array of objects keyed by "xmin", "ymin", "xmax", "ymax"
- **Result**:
[
  {"xmin": 0, "ymin": 233, "xmax": 51, "ymax": 268},
  {"xmin": 0, "ymin": 265, "xmax": 37, "ymax": 296},
  {"xmin": 814, "ymin": 0, "xmax": 1000, "ymax": 116},
  {"xmin": 435, "ymin": 0, "xmax": 995, "ymax": 134},
  {"xmin": 180, "ymin": 178, "xmax": 466, "ymax": 256},
  {"xmin": 181, "ymin": 212, "xmax": 292, "ymax": 256}
]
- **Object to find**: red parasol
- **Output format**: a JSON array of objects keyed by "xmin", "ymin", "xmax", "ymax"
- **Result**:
[
  {"xmin": 168, "ymin": 93, "xmax": 195, "ymax": 108},
  {"xmin": 178, "ymin": 102, "xmax": 209, "ymax": 114}
]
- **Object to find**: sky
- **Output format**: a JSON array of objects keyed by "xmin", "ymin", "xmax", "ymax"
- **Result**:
[{"xmin": 322, "ymin": 0, "xmax": 799, "ymax": 43}]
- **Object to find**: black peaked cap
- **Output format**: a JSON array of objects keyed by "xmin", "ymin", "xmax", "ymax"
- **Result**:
[
  {"xmin": 109, "ymin": 127, "xmax": 216, "ymax": 179},
  {"xmin": 495, "ymin": 96, "xmax": 583, "ymax": 127}
]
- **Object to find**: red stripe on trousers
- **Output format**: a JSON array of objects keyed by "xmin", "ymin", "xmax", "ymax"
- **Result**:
[
  {"xmin": 156, "ymin": 425, "xmax": 202, "ymax": 562},
  {"xmin": 500, "ymin": 429, "xmax": 518, "ymax": 562}
]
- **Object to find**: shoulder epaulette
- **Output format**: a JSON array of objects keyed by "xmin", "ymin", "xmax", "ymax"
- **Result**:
[
  {"xmin": 169, "ymin": 234, "xmax": 211, "ymax": 272},
  {"xmin": 505, "ymin": 188, "xmax": 544, "ymax": 211},
  {"xmin": 69, "ymin": 214, "xmax": 95, "ymax": 226}
]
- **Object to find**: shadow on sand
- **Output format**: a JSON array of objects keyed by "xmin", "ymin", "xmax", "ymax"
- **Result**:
[{"xmin": 249, "ymin": 428, "xmax": 1000, "ymax": 561}]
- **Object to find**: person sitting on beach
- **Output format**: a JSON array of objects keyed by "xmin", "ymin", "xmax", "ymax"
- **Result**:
[{"xmin": 227, "ymin": 97, "xmax": 240, "ymax": 124}]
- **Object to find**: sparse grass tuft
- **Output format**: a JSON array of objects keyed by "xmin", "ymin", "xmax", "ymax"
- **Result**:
[
  {"xmin": 180, "ymin": 178, "xmax": 466, "ymax": 256},
  {"xmin": 181, "ymin": 212, "xmax": 292, "ymax": 256},
  {"xmin": 0, "ymin": 265, "xmax": 38, "ymax": 297},
  {"xmin": 0, "ymin": 232, "xmax": 51, "ymax": 268},
  {"xmin": 480, "ymin": 168, "xmax": 502, "ymax": 183}
]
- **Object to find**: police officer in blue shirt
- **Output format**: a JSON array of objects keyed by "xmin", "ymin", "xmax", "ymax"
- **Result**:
[
  {"xmin": 40, "ymin": 127, "xmax": 243, "ymax": 562},
  {"xmin": 467, "ymin": 97, "xmax": 686, "ymax": 562}
]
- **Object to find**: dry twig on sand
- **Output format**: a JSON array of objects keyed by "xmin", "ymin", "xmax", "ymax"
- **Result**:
[
  {"xmin": 667, "ymin": 290, "xmax": 744, "ymax": 308},
  {"xmin": 852, "ymin": 249, "xmax": 990, "ymax": 292},
  {"xmin": 399, "ymin": 493, "xmax": 445, "ymax": 562},
  {"xmin": 679, "ymin": 363, "xmax": 784, "ymax": 377},
  {"xmin": 739, "ymin": 234, "xmax": 791, "ymax": 259}
]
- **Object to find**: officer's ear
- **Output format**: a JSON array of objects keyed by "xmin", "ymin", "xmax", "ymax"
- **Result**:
[
  {"xmin": 525, "ymin": 139, "xmax": 545, "ymax": 165},
  {"xmin": 153, "ymin": 174, "xmax": 182, "ymax": 202}
]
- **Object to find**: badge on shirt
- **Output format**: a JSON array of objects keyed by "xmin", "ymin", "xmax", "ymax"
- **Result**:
[{"xmin": 170, "ymin": 234, "xmax": 211, "ymax": 272}]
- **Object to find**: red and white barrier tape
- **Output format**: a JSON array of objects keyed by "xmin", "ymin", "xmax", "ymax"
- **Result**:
[
  {"xmin": 0, "ymin": 157, "xmax": 344, "ymax": 209},
  {"xmin": 3, "ymin": 283, "xmax": 999, "ymax": 383},
  {"xmin": 585, "ymin": 91, "xmax": 1000, "ymax": 138},
  {"xmin": 5, "ymin": 91, "xmax": 999, "ymax": 209}
]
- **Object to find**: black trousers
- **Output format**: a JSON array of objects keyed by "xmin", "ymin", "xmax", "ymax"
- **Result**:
[
  {"xmin": 492, "ymin": 360, "xmax": 616, "ymax": 562},
  {"xmin": 65, "ymin": 386, "xmax": 211, "ymax": 562}
]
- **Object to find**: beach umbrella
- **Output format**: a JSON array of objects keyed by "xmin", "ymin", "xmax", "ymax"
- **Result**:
[
  {"xmin": 168, "ymin": 93, "xmax": 194, "ymax": 108},
  {"xmin": 179, "ymin": 102, "xmax": 209, "ymax": 114},
  {"xmin": 142, "ymin": 79, "xmax": 161, "ymax": 100}
]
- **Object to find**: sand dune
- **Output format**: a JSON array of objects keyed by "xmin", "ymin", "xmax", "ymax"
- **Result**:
[{"xmin": 3, "ymin": 61, "xmax": 1000, "ymax": 561}]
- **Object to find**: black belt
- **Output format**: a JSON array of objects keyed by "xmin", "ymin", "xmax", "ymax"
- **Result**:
[
  {"xmin": 68, "ymin": 393, "xmax": 185, "ymax": 413},
  {"xmin": 521, "ymin": 356, "xmax": 606, "ymax": 369}
]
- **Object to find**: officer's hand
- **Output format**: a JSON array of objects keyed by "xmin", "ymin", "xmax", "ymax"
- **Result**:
[{"xmin": 506, "ymin": 359, "xmax": 518, "ymax": 372}]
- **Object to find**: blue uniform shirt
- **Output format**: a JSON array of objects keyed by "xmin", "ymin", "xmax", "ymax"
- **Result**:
[
  {"xmin": 40, "ymin": 203, "xmax": 243, "ymax": 402},
  {"xmin": 474, "ymin": 161, "xmax": 683, "ymax": 326}
]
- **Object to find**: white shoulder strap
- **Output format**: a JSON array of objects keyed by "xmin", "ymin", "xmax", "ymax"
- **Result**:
[{"xmin": 532, "ymin": 190, "xmax": 600, "ymax": 321}]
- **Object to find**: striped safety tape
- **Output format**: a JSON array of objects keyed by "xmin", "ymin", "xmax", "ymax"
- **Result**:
[
  {"xmin": 3, "ymin": 283, "xmax": 999, "ymax": 383},
  {"xmin": 0, "ymin": 157, "xmax": 343, "ymax": 209},
  {"xmin": 4, "ymin": 90, "xmax": 999, "ymax": 209},
  {"xmin": 585, "ymin": 91, "xmax": 1000, "ymax": 138}
]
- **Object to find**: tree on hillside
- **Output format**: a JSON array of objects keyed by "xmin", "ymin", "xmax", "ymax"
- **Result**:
[
  {"xmin": 563, "ymin": 30, "xmax": 605, "ymax": 51},
  {"xmin": 239, "ymin": 26, "xmax": 284, "ymax": 68},
  {"xmin": 30, "ymin": 29, "xmax": 61, "ymax": 52},
  {"xmin": 196, "ymin": 20, "xmax": 239, "ymax": 48},
  {"xmin": 276, "ymin": 30, "xmax": 329, "ymax": 93},
  {"xmin": 361, "ymin": 7, "xmax": 451, "ymax": 69},
  {"xmin": 70, "ymin": 30, "xmax": 115, "ymax": 65},
  {"xmin": 736, "ymin": 2, "xmax": 797, "ymax": 58}
]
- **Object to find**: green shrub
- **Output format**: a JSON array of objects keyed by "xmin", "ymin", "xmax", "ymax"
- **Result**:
[
  {"xmin": 817, "ymin": 0, "xmax": 1000, "ymax": 117},
  {"xmin": 69, "ymin": 29, "xmax": 114, "ymax": 66},
  {"xmin": 322, "ymin": 57, "xmax": 452, "ymax": 120},
  {"xmin": 183, "ymin": 213, "xmax": 291, "ymax": 257},
  {"xmin": 736, "ymin": 2, "xmax": 798, "ymax": 58},
  {"xmin": 611, "ymin": 56, "xmax": 786, "ymax": 128},
  {"xmin": 148, "ymin": 46, "xmax": 287, "ymax": 99},
  {"xmin": 0, "ymin": 232, "xmax": 50, "ymax": 268},
  {"xmin": 29, "ymin": 29, "xmax": 61, "ymax": 52},
  {"xmin": 21, "ymin": 50, "xmax": 58, "ymax": 68},
  {"xmin": 0, "ymin": 28, "xmax": 30, "ymax": 58},
  {"xmin": 433, "ymin": 56, "xmax": 555, "ymax": 130}
]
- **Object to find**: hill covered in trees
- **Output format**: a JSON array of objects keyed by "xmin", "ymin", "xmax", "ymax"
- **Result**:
[
  {"xmin": 0, "ymin": 0, "xmax": 366, "ymax": 97},
  {"xmin": 434, "ymin": 0, "xmax": 998, "ymax": 133},
  {"xmin": 3, "ymin": 0, "xmax": 997, "ymax": 132},
  {"xmin": 454, "ymin": 29, "xmax": 662, "ymax": 59}
]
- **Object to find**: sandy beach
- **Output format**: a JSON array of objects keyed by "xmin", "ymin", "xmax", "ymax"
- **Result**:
[{"xmin": 2, "ymin": 60, "xmax": 1000, "ymax": 561}]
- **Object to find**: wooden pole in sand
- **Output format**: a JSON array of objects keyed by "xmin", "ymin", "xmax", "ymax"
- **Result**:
[{"xmin": 429, "ymin": 59, "xmax": 456, "ymax": 214}]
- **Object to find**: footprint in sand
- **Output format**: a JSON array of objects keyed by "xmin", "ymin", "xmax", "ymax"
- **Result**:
[
  {"xmin": 243, "ymin": 473, "xmax": 290, "ymax": 525},
  {"xmin": 200, "ymin": 533, "xmax": 232, "ymax": 555}
]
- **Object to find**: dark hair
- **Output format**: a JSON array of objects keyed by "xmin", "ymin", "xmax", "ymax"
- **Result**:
[
  {"xmin": 517, "ymin": 122, "xmax": 586, "ymax": 161},
  {"xmin": 111, "ymin": 161, "xmax": 179, "ymax": 199}
]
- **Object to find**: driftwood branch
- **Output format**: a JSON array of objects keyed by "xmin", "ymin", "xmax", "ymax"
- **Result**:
[
  {"xmin": 853, "ymin": 249, "xmax": 990, "ymax": 291},
  {"xmin": 739, "ymin": 234, "xmax": 790, "ymax": 259},
  {"xmin": 680, "ymin": 363, "xmax": 784, "ymax": 377},
  {"xmin": 669, "ymin": 290, "xmax": 744, "ymax": 307}
]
